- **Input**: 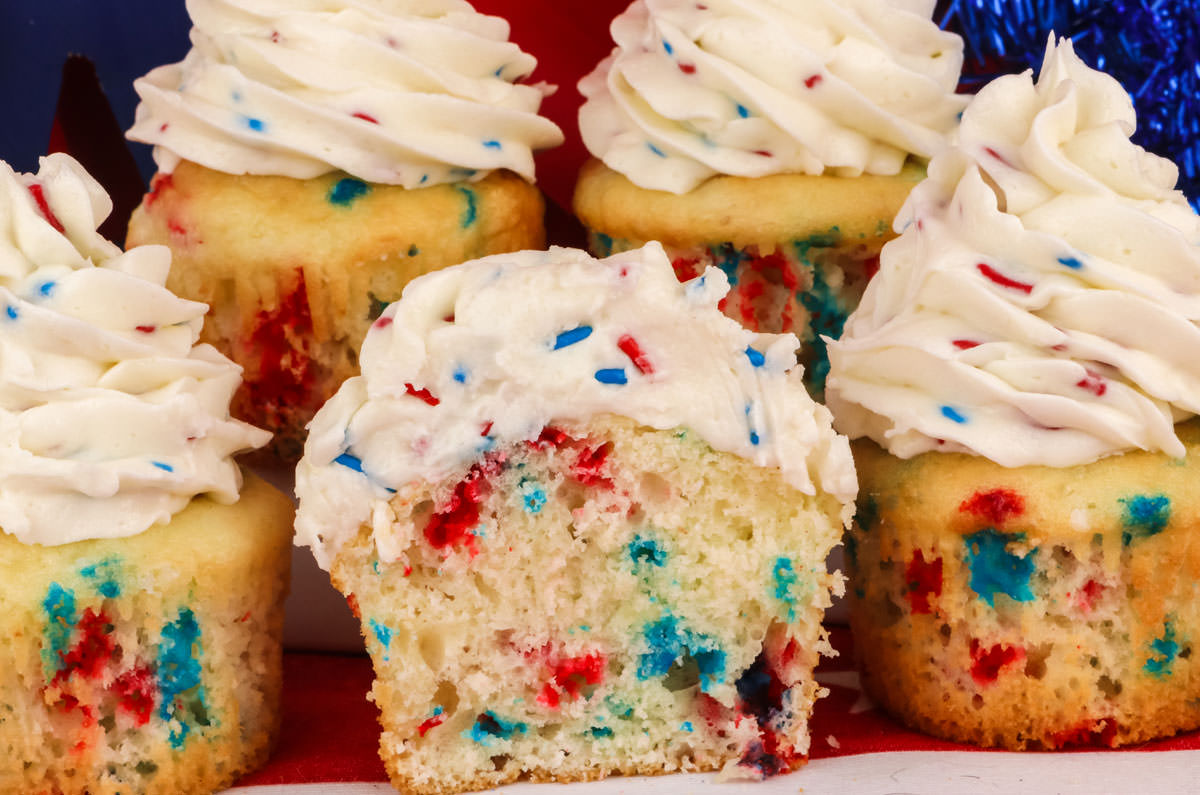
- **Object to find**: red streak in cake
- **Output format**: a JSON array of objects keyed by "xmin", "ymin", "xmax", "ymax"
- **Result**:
[
  {"xmin": 572, "ymin": 443, "xmax": 614, "ymax": 489},
  {"xmin": 167, "ymin": 218, "xmax": 188, "ymax": 238},
  {"xmin": 239, "ymin": 268, "xmax": 318, "ymax": 427},
  {"xmin": 969, "ymin": 639, "xmax": 1025, "ymax": 686},
  {"xmin": 977, "ymin": 263, "xmax": 1034, "ymax": 294},
  {"xmin": 352, "ymin": 111, "xmax": 380, "ymax": 124},
  {"xmin": 145, "ymin": 173, "xmax": 173, "ymax": 207},
  {"xmin": 27, "ymin": 184, "xmax": 65, "ymax": 233},
  {"xmin": 417, "ymin": 712, "xmax": 446, "ymax": 737},
  {"xmin": 670, "ymin": 256, "xmax": 703, "ymax": 282},
  {"xmin": 952, "ymin": 339, "xmax": 981, "ymax": 350},
  {"xmin": 904, "ymin": 551, "xmax": 943, "ymax": 615},
  {"xmin": 959, "ymin": 488, "xmax": 1025, "ymax": 525},
  {"xmin": 863, "ymin": 254, "xmax": 881, "ymax": 281},
  {"xmin": 423, "ymin": 457, "xmax": 502, "ymax": 554},
  {"xmin": 53, "ymin": 608, "xmax": 115, "ymax": 684},
  {"xmin": 804, "ymin": 74, "xmax": 823, "ymax": 89},
  {"xmin": 1073, "ymin": 579, "xmax": 1105, "ymax": 614},
  {"xmin": 405, "ymin": 383, "xmax": 441, "ymax": 406},
  {"xmin": 1076, "ymin": 370, "xmax": 1107, "ymax": 397},
  {"xmin": 1050, "ymin": 718, "xmax": 1120, "ymax": 748},
  {"xmin": 618, "ymin": 334, "xmax": 655, "ymax": 375},
  {"xmin": 345, "ymin": 593, "xmax": 361, "ymax": 619},
  {"xmin": 111, "ymin": 664, "xmax": 157, "ymax": 726}
]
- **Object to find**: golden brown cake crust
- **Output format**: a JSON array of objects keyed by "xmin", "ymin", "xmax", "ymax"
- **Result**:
[
  {"xmin": 572, "ymin": 157, "xmax": 924, "ymax": 249},
  {"xmin": 848, "ymin": 420, "xmax": 1200, "ymax": 750},
  {"xmin": 0, "ymin": 474, "xmax": 294, "ymax": 795},
  {"xmin": 126, "ymin": 162, "xmax": 546, "ymax": 459}
]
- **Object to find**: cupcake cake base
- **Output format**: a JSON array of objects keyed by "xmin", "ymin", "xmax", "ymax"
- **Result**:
[
  {"xmin": 127, "ymin": 162, "xmax": 548, "ymax": 459},
  {"xmin": 847, "ymin": 420, "xmax": 1200, "ymax": 749},
  {"xmin": 327, "ymin": 416, "xmax": 845, "ymax": 793},
  {"xmin": 0, "ymin": 474, "xmax": 294, "ymax": 795}
]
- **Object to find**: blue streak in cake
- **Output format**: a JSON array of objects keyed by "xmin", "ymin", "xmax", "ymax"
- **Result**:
[
  {"xmin": 328, "ymin": 177, "xmax": 372, "ymax": 207},
  {"xmin": 457, "ymin": 186, "xmax": 478, "ymax": 228},
  {"xmin": 42, "ymin": 583, "xmax": 78, "ymax": 674},
  {"xmin": 80, "ymin": 558, "xmax": 123, "ymax": 598},
  {"xmin": 637, "ymin": 614, "xmax": 726, "ymax": 692},
  {"xmin": 965, "ymin": 528, "xmax": 1035, "ymax": 606},
  {"xmin": 1145, "ymin": 621, "xmax": 1180, "ymax": 677},
  {"xmin": 466, "ymin": 710, "xmax": 527, "ymax": 745},
  {"xmin": 158, "ymin": 607, "xmax": 206, "ymax": 748},
  {"xmin": 772, "ymin": 557, "xmax": 799, "ymax": 621},
  {"xmin": 1120, "ymin": 494, "xmax": 1170, "ymax": 545},
  {"xmin": 628, "ymin": 535, "xmax": 668, "ymax": 569}
]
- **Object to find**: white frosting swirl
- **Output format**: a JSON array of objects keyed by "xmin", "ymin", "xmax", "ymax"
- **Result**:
[
  {"xmin": 578, "ymin": 0, "xmax": 967, "ymax": 194},
  {"xmin": 295, "ymin": 242, "xmax": 856, "ymax": 569},
  {"xmin": 826, "ymin": 39, "xmax": 1200, "ymax": 467},
  {"xmin": 128, "ymin": 0, "xmax": 564, "ymax": 187},
  {"xmin": 0, "ymin": 154, "xmax": 270, "ymax": 545}
]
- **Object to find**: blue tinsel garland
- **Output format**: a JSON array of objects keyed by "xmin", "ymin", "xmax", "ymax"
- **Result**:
[{"xmin": 941, "ymin": 0, "xmax": 1200, "ymax": 208}]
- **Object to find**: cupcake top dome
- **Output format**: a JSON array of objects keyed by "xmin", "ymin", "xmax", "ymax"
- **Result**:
[
  {"xmin": 296, "ymin": 242, "xmax": 857, "ymax": 569},
  {"xmin": 827, "ymin": 38, "xmax": 1200, "ymax": 468},
  {"xmin": 0, "ymin": 154, "xmax": 269, "ymax": 545},
  {"xmin": 578, "ymin": 0, "xmax": 967, "ymax": 193},
  {"xmin": 128, "ymin": 0, "xmax": 564, "ymax": 188}
]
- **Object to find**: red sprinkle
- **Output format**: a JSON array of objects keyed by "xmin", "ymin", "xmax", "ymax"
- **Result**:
[
  {"xmin": 423, "ymin": 458, "xmax": 502, "ymax": 553},
  {"xmin": 352, "ymin": 111, "xmax": 380, "ymax": 124},
  {"xmin": 904, "ymin": 551, "xmax": 943, "ymax": 615},
  {"xmin": 1076, "ymin": 369, "xmax": 1107, "ymax": 397},
  {"xmin": 952, "ymin": 339, "xmax": 981, "ymax": 350},
  {"xmin": 111, "ymin": 665, "xmax": 156, "ymax": 726},
  {"xmin": 678, "ymin": 62, "xmax": 697, "ymax": 74},
  {"xmin": 373, "ymin": 316, "xmax": 393, "ymax": 329},
  {"xmin": 977, "ymin": 263, "xmax": 1034, "ymax": 294},
  {"xmin": 670, "ymin": 256, "xmax": 703, "ymax": 282},
  {"xmin": 159, "ymin": 122, "xmax": 169, "ymax": 133},
  {"xmin": 417, "ymin": 712, "xmax": 446, "ymax": 737},
  {"xmin": 27, "ymin": 184, "xmax": 64, "ymax": 233},
  {"xmin": 533, "ymin": 426, "xmax": 569, "ymax": 449},
  {"xmin": 539, "ymin": 651, "xmax": 607, "ymax": 708},
  {"xmin": 804, "ymin": 74, "xmax": 823, "ymax": 89},
  {"xmin": 617, "ymin": 334, "xmax": 654, "ymax": 375},
  {"xmin": 145, "ymin": 173, "xmax": 173, "ymax": 207},
  {"xmin": 571, "ymin": 444, "xmax": 613, "ymax": 489},
  {"xmin": 404, "ymin": 383, "xmax": 440, "ymax": 406},
  {"xmin": 135, "ymin": 325, "xmax": 156, "ymax": 334},
  {"xmin": 960, "ymin": 488, "xmax": 1025, "ymax": 525},
  {"xmin": 984, "ymin": 146, "xmax": 1012, "ymax": 167},
  {"xmin": 969, "ymin": 639, "xmax": 1025, "ymax": 685},
  {"xmin": 752, "ymin": 149, "xmax": 773, "ymax": 157},
  {"xmin": 270, "ymin": 30, "xmax": 281, "ymax": 43},
  {"xmin": 481, "ymin": 421, "xmax": 494, "ymax": 437}
]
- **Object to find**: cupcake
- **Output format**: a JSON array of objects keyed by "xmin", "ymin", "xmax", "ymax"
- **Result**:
[
  {"xmin": 0, "ymin": 154, "xmax": 292, "ymax": 794},
  {"xmin": 295, "ymin": 242, "xmax": 856, "ymax": 792},
  {"xmin": 574, "ymin": 0, "xmax": 966, "ymax": 393},
  {"xmin": 826, "ymin": 38, "xmax": 1200, "ymax": 749},
  {"xmin": 126, "ymin": 0, "xmax": 564, "ymax": 458}
]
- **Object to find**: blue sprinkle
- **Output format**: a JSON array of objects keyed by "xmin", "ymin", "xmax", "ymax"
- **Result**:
[
  {"xmin": 482, "ymin": 139, "xmax": 502, "ymax": 150},
  {"xmin": 590, "ymin": 726, "xmax": 614, "ymax": 738},
  {"xmin": 456, "ymin": 186, "xmax": 478, "ymax": 228},
  {"xmin": 629, "ymin": 535, "xmax": 668, "ymax": 568},
  {"xmin": 1057, "ymin": 255, "xmax": 1083, "ymax": 270},
  {"xmin": 37, "ymin": 280, "xmax": 56, "ymax": 298},
  {"xmin": 749, "ymin": 431, "xmax": 760, "ymax": 445},
  {"xmin": 662, "ymin": 39, "xmax": 673, "ymax": 55},
  {"xmin": 335, "ymin": 453, "xmax": 365, "ymax": 473},
  {"xmin": 242, "ymin": 115, "xmax": 267, "ymax": 132},
  {"xmin": 680, "ymin": 721, "xmax": 694, "ymax": 732},
  {"xmin": 370, "ymin": 619, "xmax": 394, "ymax": 658},
  {"xmin": 407, "ymin": 245, "xmax": 420, "ymax": 256},
  {"xmin": 453, "ymin": 366, "xmax": 469, "ymax": 384},
  {"xmin": 593, "ymin": 232, "xmax": 615, "ymax": 257},
  {"xmin": 467, "ymin": 711, "xmax": 527, "ymax": 745},
  {"xmin": 1145, "ymin": 621, "xmax": 1180, "ymax": 677},
  {"xmin": 1120, "ymin": 494, "xmax": 1171, "ymax": 545},
  {"xmin": 328, "ymin": 177, "xmax": 371, "ymax": 207},
  {"xmin": 941, "ymin": 405, "xmax": 968, "ymax": 424},
  {"xmin": 5, "ymin": 305, "xmax": 17, "ymax": 320},
  {"xmin": 595, "ymin": 368, "xmax": 628, "ymax": 385},
  {"xmin": 152, "ymin": 461, "xmax": 174, "ymax": 472},
  {"xmin": 647, "ymin": 142, "xmax": 667, "ymax": 158},
  {"xmin": 736, "ymin": 103, "xmax": 750, "ymax": 118},
  {"xmin": 772, "ymin": 557, "xmax": 799, "ymax": 621},
  {"xmin": 745, "ymin": 346, "xmax": 765, "ymax": 367},
  {"xmin": 231, "ymin": 90, "xmax": 242, "ymax": 103},
  {"xmin": 964, "ymin": 528, "xmax": 1035, "ymax": 607},
  {"xmin": 158, "ymin": 608, "xmax": 205, "ymax": 748},
  {"xmin": 42, "ymin": 583, "xmax": 77, "ymax": 674},
  {"xmin": 553, "ymin": 325, "xmax": 593, "ymax": 350},
  {"xmin": 419, "ymin": 174, "xmax": 429, "ymax": 185},
  {"xmin": 518, "ymin": 478, "xmax": 546, "ymax": 515}
]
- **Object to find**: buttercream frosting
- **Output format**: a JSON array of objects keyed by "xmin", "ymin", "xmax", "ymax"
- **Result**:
[
  {"xmin": 826, "ymin": 38, "xmax": 1200, "ymax": 467},
  {"xmin": 128, "ymin": 0, "xmax": 564, "ymax": 187}
]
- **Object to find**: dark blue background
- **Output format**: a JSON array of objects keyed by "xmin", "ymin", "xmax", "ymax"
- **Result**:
[{"xmin": 1, "ymin": 1, "xmax": 190, "ymax": 179}]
